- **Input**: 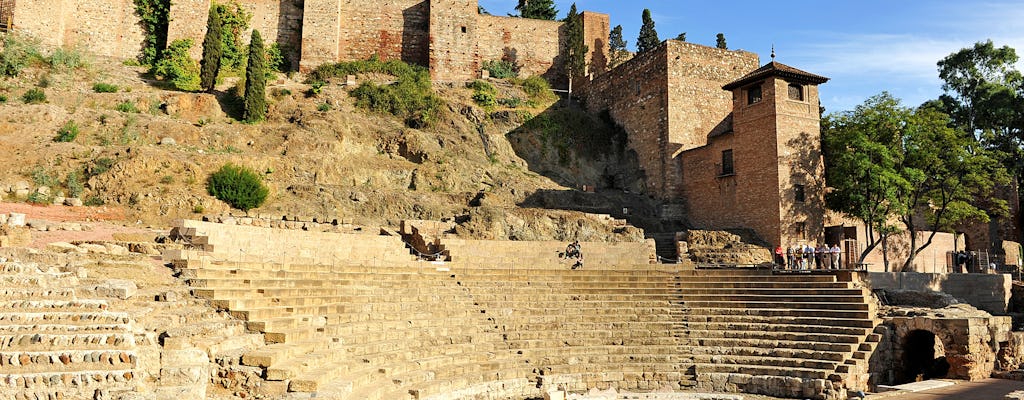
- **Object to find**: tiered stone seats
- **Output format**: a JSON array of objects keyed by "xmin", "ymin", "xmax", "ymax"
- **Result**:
[
  {"xmin": 437, "ymin": 238, "xmax": 656, "ymax": 269},
  {"xmin": 673, "ymin": 270, "xmax": 880, "ymax": 399},
  {"xmin": 445, "ymin": 267, "xmax": 693, "ymax": 392},
  {"xmin": 0, "ymin": 261, "xmax": 138, "ymax": 399}
]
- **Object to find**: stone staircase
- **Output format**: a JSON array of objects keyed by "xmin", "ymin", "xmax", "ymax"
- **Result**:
[
  {"xmin": 672, "ymin": 270, "xmax": 880, "ymax": 399},
  {"xmin": 647, "ymin": 232, "xmax": 680, "ymax": 263},
  {"xmin": 0, "ymin": 261, "xmax": 138, "ymax": 400}
]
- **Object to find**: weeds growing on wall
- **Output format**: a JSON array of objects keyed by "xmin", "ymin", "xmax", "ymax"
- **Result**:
[
  {"xmin": 133, "ymin": 0, "xmax": 171, "ymax": 65},
  {"xmin": 215, "ymin": 1, "xmax": 253, "ymax": 71},
  {"xmin": 483, "ymin": 60, "xmax": 519, "ymax": 79},
  {"xmin": 309, "ymin": 57, "xmax": 443, "ymax": 128}
]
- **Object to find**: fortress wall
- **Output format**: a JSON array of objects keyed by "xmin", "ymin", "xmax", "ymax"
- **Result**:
[
  {"xmin": 581, "ymin": 44, "xmax": 670, "ymax": 198},
  {"xmin": 167, "ymin": 0, "xmax": 210, "ymax": 59},
  {"xmin": 580, "ymin": 12, "xmax": 609, "ymax": 76},
  {"xmin": 169, "ymin": 0, "xmax": 304, "ymax": 61},
  {"xmin": 12, "ymin": 0, "xmax": 68, "ymax": 49},
  {"xmin": 338, "ymin": 0, "xmax": 429, "ymax": 67},
  {"xmin": 429, "ymin": 0, "xmax": 478, "ymax": 82},
  {"xmin": 14, "ymin": 0, "xmax": 144, "ymax": 60},
  {"xmin": 300, "ymin": 0, "xmax": 342, "ymax": 71},
  {"xmin": 475, "ymin": 15, "xmax": 562, "ymax": 83}
]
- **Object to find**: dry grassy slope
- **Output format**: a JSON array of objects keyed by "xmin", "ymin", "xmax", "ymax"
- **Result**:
[{"xmin": 0, "ymin": 58, "xmax": 648, "ymax": 242}]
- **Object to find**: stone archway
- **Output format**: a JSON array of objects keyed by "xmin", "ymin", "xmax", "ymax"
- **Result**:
[{"xmin": 900, "ymin": 329, "xmax": 951, "ymax": 383}]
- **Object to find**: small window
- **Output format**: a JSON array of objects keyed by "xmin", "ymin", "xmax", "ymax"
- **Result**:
[
  {"xmin": 794, "ymin": 184, "xmax": 806, "ymax": 203},
  {"xmin": 788, "ymin": 83, "xmax": 803, "ymax": 101},
  {"xmin": 795, "ymin": 222, "xmax": 806, "ymax": 239},
  {"xmin": 747, "ymin": 85, "xmax": 762, "ymax": 105},
  {"xmin": 720, "ymin": 149, "xmax": 734, "ymax": 175},
  {"xmin": 460, "ymin": 26, "xmax": 467, "ymax": 33}
]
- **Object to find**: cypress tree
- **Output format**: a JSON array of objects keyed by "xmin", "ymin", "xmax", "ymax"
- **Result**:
[
  {"xmin": 636, "ymin": 9, "xmax": 660, "ymax": 53},
  {"xmin": 716, "ymin": 33, "xmax": 728, "ymax": 49},
  {"xmin": 515, "ymin": 0, "xmax": 557, "ymax": 20},
  {"xmin": 609, "ymin": 25, "xmax": 628, "ymax": 68},
  {"xmin": 564, "ymin": 3, "xmax": 588, "ymax": 98},
  {"xmin": 243, "ymin": 30, "xmax": 267, "ymax": 123},
  {"xmin": 199, "ymin": 6, "xmax": 224, "ymax": 92},
  {"xmin": 675, "ymin": 33, "xmax": 687, "ymax": 42}
]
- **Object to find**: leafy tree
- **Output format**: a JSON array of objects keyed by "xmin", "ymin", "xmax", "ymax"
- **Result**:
[
  {"xmin": 199, "ymin": 6, "xmax": 224, "ymax": 92},
  {"xmin": 716, "ymin": 33, "xmax": 727, "ymax": 49},
  {"xmin": 563, "ymin": 3, "xmax": 588, "ymax": 99},
  {"xmin": 207, "ymin": 163, "xmax": 269, "ymax": 211},
  {"xmin": 675, "ymin": 33, "xmax": 687, "ymax": 42},
  {"xmin": 215, "ymin": 1, "xmax": 253, "ymax": 70},
  {"xmin": 515, "ymin": 0, "xmax": 557, "ymax": 20},
  {"xmin": 243, "ymin": 30, "xmax": 267, "ymax": 123},
  {"xmin": 154, "ymin": 39, "xmax": 201, "ymax": 92},
  {"xmin": 823, "ymin": 92, "xmax": 1009, "ymax": 271},
  {"xmin": 636, "ymin": 9, "xmax": 660, "ymax": 53},
  {"xmin": 608, "ymin": 25, "xmax": 629, "ymax": 68}
]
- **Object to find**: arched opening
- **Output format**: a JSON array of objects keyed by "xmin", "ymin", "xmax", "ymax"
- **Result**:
[{"xmin": 900, "ymin": 329, "xmax": 950, "ymax": 383}]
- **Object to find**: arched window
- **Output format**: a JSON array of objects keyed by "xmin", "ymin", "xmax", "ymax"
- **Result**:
[{"xmin": 788, "ymin": 83, "xmax": 804, "ymax": 101}]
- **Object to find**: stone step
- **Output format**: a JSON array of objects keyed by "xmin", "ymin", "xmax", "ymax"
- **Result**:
[
  {"xmin": 679, "ymin": 307, "xmax": 872, "ymax": 320},
  {"xmin": 681, "ymin": 344, "xmax": 848, "ymax": 362},
  {"xmin": 0, "ymin": 312, "xmax": 131, "ymax": 326},
  {"xmin": 0, "ymin": 350, "xmax": 137, "ymax": 373},
  {"xmin": 676, "ymin": 329, "xmax": 864, "ymax": 346},
  {"xmin": 0, "ymin": 323, "xmax": 131, "ymax": 335},
  {"xmin": 673, "ymin": 275, "xmax": 838, "ymax": 283},
  {"xmin": 680, "ymin": 336, "xmax": 857, "ymax": 353},
  {"xmin": 0, "ymin": 289, "xmax": 77, "ymax": 300},
  {"xmin": 691, "ymin": 362, "xmax": 831, "ymax": 380},
  {"xmin": 241, "ymin": 338, "xmax": 343, "ymax": 367},
  {"xmin": 675, "ymin": 321, "xmax": 871, "ymax": 337},
  {"xmin": 0, "ymin": 333, "xmax": 135, "ymax": 351},
  {"xmin": 678, "ymin": 300, "xmax": 869, "ymax": 311},
  {"xmin": 0, "ymin": 369, "xmax": 137, "ymax": 391},
  {"xmin": 678, "ymin": 287, "xmax": 866, "ymax": 296},
  {"xmin": 678, "ymin": 294, "xmax": 868, "ymax": 303},
  {"xmin": 677, "ymin": 314, "xmax": 877, "ymax": 328},
  {"xmin": 672, "ymin": 281, "xmax": 853, "ymax": 289},
  {"xmin": 0, "ymin": 299, "xmax": 109, "ymax": 312}
]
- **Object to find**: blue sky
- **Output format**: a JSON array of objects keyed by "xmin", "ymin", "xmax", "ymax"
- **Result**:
[{"xmin": 478, "ymin": 1, "xmax": 1024, "ymax": 113}]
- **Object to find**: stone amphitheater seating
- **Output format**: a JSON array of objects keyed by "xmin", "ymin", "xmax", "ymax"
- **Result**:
[
  {"xmin": 0, "ymin": 262, "xmax": 138, "ymax": 400},
  {"xmin": 167, "ymin": 219, "xmax": 879, "ymax": 400}
]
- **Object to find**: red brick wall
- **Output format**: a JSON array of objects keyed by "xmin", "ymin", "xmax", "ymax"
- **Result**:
[
  {"xmin": 339, "ymin": 0, "xmax": 429, "ymax": 66},
  {"xmin": 475, "ymin": 15, "xmax": 561, "ymax": 83},
  {"xmin": 581, "ymin": 12, "xmax": 610, "ymax": 76}
]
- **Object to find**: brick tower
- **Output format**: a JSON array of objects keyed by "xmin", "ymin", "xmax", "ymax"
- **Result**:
[{"xmin": 719, "ymin": 58, "xmax": 829, "ymax": 248}]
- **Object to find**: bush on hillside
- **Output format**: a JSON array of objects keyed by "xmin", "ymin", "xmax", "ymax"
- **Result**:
[
  {"xmin": 53, "ymin": 121, "xmax": 79, "ymax": 142},
  {"xmin": 22, "ymin": 88, "xmax": 46, "ymax": 104},
  {"xmin": 483, "ymin": 59, "xmax": 519, "ymax": 79},
  {"xmin": 154, "ymin": 39, "xmax": 201, "ymax": 92},
  {"xmin": 520, "ymin": 75, "xmax": 555, "ymax": 102},
  {"xmin": 310, "ymin": 58, "xmax": 442, "ymax": 128},
  {"xmin": 206, "ymin": 163, "xmax": 269, "ymax": 211},
  {"xmin": 468, "ymin": 80, "xmax": 497, "ymax": 107},
  {"xmin": 0, "ymin": 33, "xmax": 41, "ymax": 77},
  {"xmin": 93, "ymin": 83, "xmax": 119, "ymax": 93},
  {"xmin": 48, "ymin": 47, "xmax": 86, "ymax": 70}
]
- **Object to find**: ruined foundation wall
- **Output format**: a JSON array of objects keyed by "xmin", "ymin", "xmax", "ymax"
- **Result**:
[{"xmin": 866, "ymin": 272, "xmax": 1012, "ymax": 315}]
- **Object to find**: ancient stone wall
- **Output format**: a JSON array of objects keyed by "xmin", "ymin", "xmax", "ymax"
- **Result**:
[
  {"xmin": 475, "ymin": 15, "xmax": 562, "ymax": 83},
  {"xmin": 299, "ymin": 0, "xmax": 342, "ymax": 71},
  {"xmin": 13, "ymin": 0, "xmax": 145, "ymax": 60},
  {"xmin": 580, "ymin": 44, "xmax": 670, "ymax": 197},
  {"xmin": 581, "ymin": 12, "xmax": 610, "ymax": 76},
  {"xmin": 166, "ymin": 0, "xmax": 210, "ymax": 59},
  {"xmin": 866, "ymin": 272, "xmax": 1013, "ymax": 314},
  {"xmin": 429, "ymin": 0, "xmax": 479, "ymax": 82},
  {"xmin": 339, "ymin": 0, "xmax": 428, "ymax": 67}
]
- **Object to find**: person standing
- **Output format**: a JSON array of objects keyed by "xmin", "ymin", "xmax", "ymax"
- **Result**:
[
  {"xmin": 775, "ymin": 245, "xmax": 785, "ymax": 268},
  {"xmin": 831, "ymin": 243, "xmax": 841, "ymax": 269},
  {"xmin": 786, "ymin": 246, "xmax": 794, "ymax": 269}
]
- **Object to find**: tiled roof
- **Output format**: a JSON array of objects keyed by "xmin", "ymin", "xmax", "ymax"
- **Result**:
[{"xmin": 722, "ymin": 61, "xmax": 829, "ymax": 90}]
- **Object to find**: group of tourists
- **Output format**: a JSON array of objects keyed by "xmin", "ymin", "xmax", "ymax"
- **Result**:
[
  {"xmin": 774, "ymin": 244, "xmax": 842, "ymax": 270},
  {"xmin": 564, "ymin": 240, "xmax": 584, "ymax": 270}
]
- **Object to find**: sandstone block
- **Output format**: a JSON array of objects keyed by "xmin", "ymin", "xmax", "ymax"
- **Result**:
[
  {"xmin": 65, "ymin": 198, "xmax": 84, "ymax": 207},
  {"xmin": 47, "ymin": 242, "xmax": 85, "ymax": 254},
  {"xmin": 8, "ymin": 213, "xmax": 26, "ymax": 227},
  {"xmin": 95, "ymin": 280, "xmax": 138, "ymax": 299}
]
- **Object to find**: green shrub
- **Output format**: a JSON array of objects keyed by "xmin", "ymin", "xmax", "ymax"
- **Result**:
[
  {"xmin": 53, "ymin": 121, "xmax": 79, "ymax": 142},
  {"xmin": 31, "ymin": 166, "xmax": 58, "ymax": 188},
  {"xmin": 48, "ymin": 47, "xmax": 85, "ymax": 70},
  {"xmin": 214, "ymin": 1, "xmax": 252, "ymax": 70},
  {"xmin": 133, "ymin": 0, "xmax": 172, "ymax": 66},
  {"xmin": 498, "ymin": 97, "xmax": 523, "ymax": 108},
  {"xmin": 0, "ymin": 95, "xmax": 7, "ymax": 103},
  {"xmin": 115, "ymin": 101, "xmax": 140, "ymax": 113},
  {"xmin": 26, "ymin": 191, "xmax": 49, "ymax": 205},
  {"xmin": 468, "ymin": 80, "xmax": 497, "ymax": 107},
  {"xmin": 65, "ymin": 171, "xmax": 84, "ymax": 198},
  {"xmin": 314, "ymin": 58, "xmax": 442, "ymax": 128},
  {"xmin": 521, "ymin": 75, "xmax": 555, "ymax": 102},
  {"xmin": 87, "ymin": 157, "xmax": 116, "ymax": 178},
  {"xmin": 154, "ymin": 39, "xmax": 201, "ymax": 91},
  {"xmin": 192, "ymin": 204, "xmax": 205, "ymax": 214},
  {"xmin": 270, "ymin": 87, "xmax": 291, "ymax": 99},
  {"xmin": 93, "ymin": 83, "xmax": 119, "ymax": 93},
  {"xmin": 265, "ymin": 42, "xmax": 290, "ymax": 73},
  {"xmin": 317, "ymin": 102, "xmax": 331, "ymax": 112},
  {"xmin": 22, "ymin": 88, "xmax": 46, "ymax": 104},
  {"xmin": 206, "ymin": 163, "xmax": 269, "ymax": 211},
  {"xmin": 0, "ymin": 34, "xmax": 41, "ymax": 77},
  {"xmin": 83, "ymin": 195, "xmax": 105, "ymax": 206},
  {"xmin": 483, "ymin": 60, "xmax": 519, "ymax": 79},
  {"xmin": 160, "ymin": 175, "xmax": 174, "ymax": 184}
]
